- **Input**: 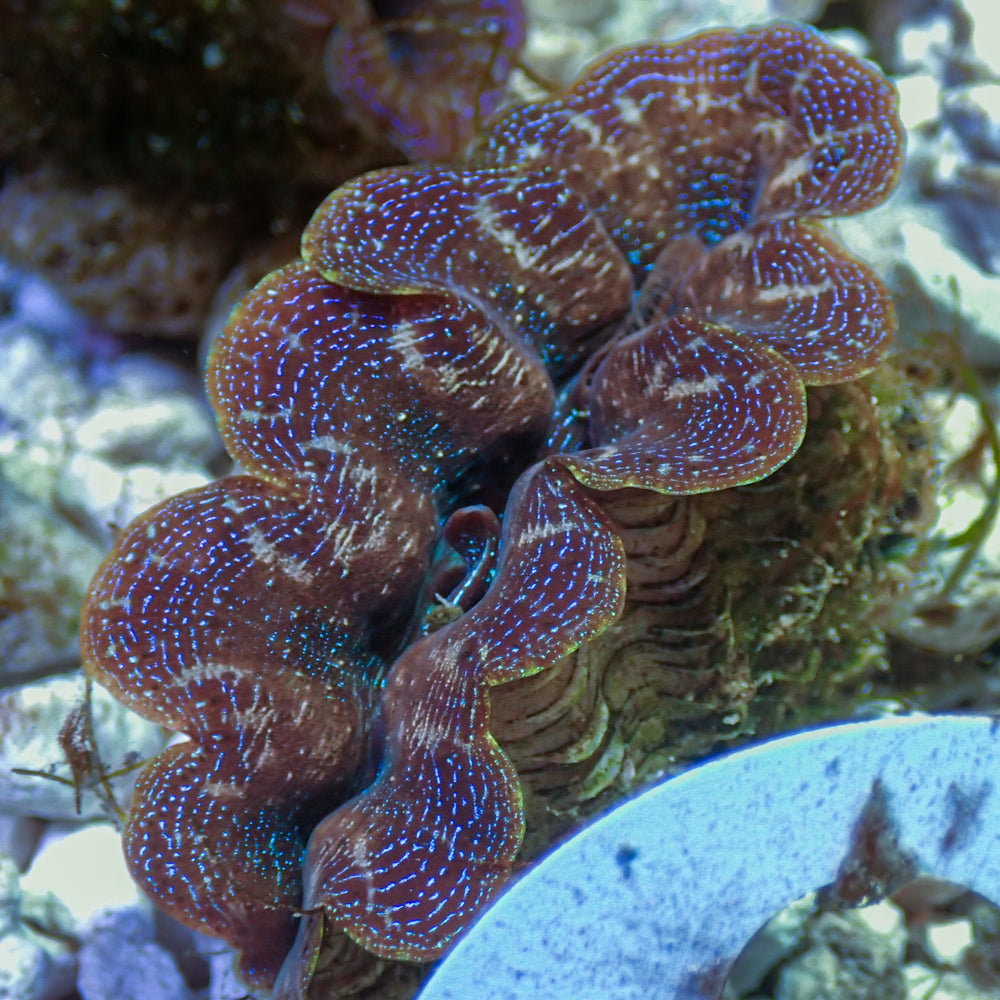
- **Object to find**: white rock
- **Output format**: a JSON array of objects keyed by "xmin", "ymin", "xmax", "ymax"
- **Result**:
[
  {"xmin": 21, "ymin": 823, "xmax": 146, "ymax": 932},
  {"xmin": 775, "ymin": 944, "xmax": 841, "ymax": 1000},
  {"xmin": 614, "ymin": 0, "xmax": 826, "ymax": 48},
  {"xmin": 523, "ymin": 0, "xmax": 831, "ymax": 86},
  {"xmin": 924, "ymin": 918, "xmax": 974, "ymax": 966},
  {"xmin": 0, "ymin": 485, "xmax": 103, "ymax": 680},
  {"xmin": 78, "ymin": 907, "xmax": 193, "ymax": 1000},
  {"xmin": 0, "ymin": 815, "xmax": 43, "ymax": 871},
  {"xmin": 0, "ymin": 674, "xmax": 165, "ymax": 820},
  {"xmin": 943, "ymin": 83, "xmax": 1000, "ymax": 159},
  {"xmin": 895, "ymin": 73, "xmax": 942, "ymax": 132},
  {"xmin": 0, "ymin": 935, "xmax": 51, "ymax": 1000},
  {"xmin": 904, "ymin": 964, "xmax": 1000, "ymax": 1000},
  {"xmin": 194, "ymin": 934, "xmax": 245, "ymax": 1000},
  {"xmin": 0, "ymin": 856, "xmax": 21, "ymax": 937},
  {"xmin": 836, "ymin": 207, "xmax": 1000, "ymax": 369},
  {"xmin": 775, "ymin": 908, "xmax": 907, "ymax": 999},
  {"xmin": 0, "ymin": 854, "xmax": 78, "ymax": 1000},
  {"xmin": 898, "ymin": 221, "xmax": 997, "ymax": 352},
  {"xmin": 879, "ymin": 390, "xmax": 1000, "ymax": 656},
  {"xmin": 528, "ymin": 0, "xmax": 614, "ymax": 27},
  {"xmin": 965, "ymin": 0, "xmax": 1000, "ymax": 77},
  {"xmin": 0, "ymin": 325, "xmax": 88, "ymax": 428},
  {"xmin": 727, "ymin": 893, "xmax": 815, "ymax": 995},
  {"xmin": 854, "ymin": 898, "xmax": 906, "ymax": 940},
  {"xmin": 522, "ymin": 20, "xmax": 598, "ymax": 85},
  {"xmin": 73, "ymin": 395, "xmax": 218, "ymax": 468},
  {"xmin": 0, "ymin": 313, "xmax": 223, "ymax": 685},
  {"xmin": 56, "ymin": 452, "xmax": 210, "ymax": 545},
  {"xmin": 896, "ymin": 13, "xmax": 953, "ymax": 75},
  {"xmin": 78, "ymin": 935, "xmax": 192, "ymax": 1000},
  {"xmin": 0, "ymin": 264, "xmax": 88, "ymax": 342},
  {"xmin": 84, "ymin": 905, "xmax": 156, "ymax": 946}
]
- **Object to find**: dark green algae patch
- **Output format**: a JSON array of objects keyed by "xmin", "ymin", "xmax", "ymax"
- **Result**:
[{"xmin": 0, "ymin": 0, "xmax": 400, "ymax": 216}]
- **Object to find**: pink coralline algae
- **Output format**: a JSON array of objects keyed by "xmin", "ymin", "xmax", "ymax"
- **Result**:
[{"xmin": 80, "ymin": 22, "xmax": 905, "ymax": 997}]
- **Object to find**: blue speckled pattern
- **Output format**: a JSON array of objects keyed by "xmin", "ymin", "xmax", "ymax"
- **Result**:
[
  {"xmin": 80, "ymin": 21, "xmax": 906, "ymax": 996},
  {"xmin": 477, "ymin": 22, "xmax": 904, "ymax": 271}
]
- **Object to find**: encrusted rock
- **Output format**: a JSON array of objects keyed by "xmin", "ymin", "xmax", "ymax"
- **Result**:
[
  {"xmin": 0, "ymin": 676, "xmax": 165, "ymax": 821},
  {"xmin": 0, "ymin": 167, "xmax": 236, "ymax": 337},
  {"xmin": 838, "ymin": 0, "xmax": 1000, "ymax": 365},
  {"xmin": 775, "ymin": 907, "xmax": 908, "ymax": 1000},
  {"xmin": 78, "ymin": 906, "xmax": 193, "ymax": 1000},
  {"xmin": 0, "ymin": 302, "xmax": 224, "ymax": 683},
  {"xmin": 879, "ymin": 391, "xmax": 1000, "ymax": 657},
  {"xmin": 0, "ymin": 855, "xmax": 77, "ymax": 1000},
  {"xmin": 523, "ymin": 0, "xmax": 829, "ymax": 85}
]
